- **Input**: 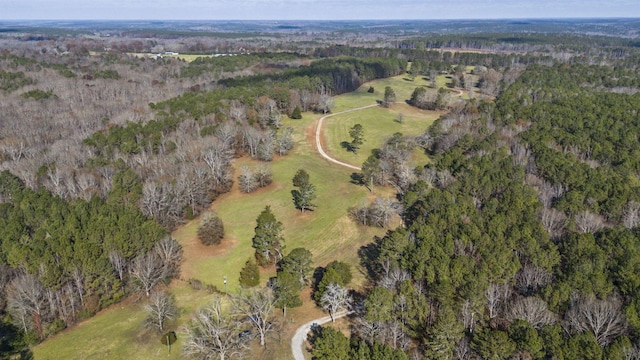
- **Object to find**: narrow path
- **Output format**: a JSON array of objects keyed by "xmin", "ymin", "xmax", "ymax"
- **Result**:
[
  {"xmin": 315, "ymin": 104, "xmax": 379, "ymax": 171},
  {"xmin": 291, "ymin": 310, "xmax": 352, "ymax": 360}
]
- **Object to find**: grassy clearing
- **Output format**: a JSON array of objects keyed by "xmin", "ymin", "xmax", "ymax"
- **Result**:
[
  {"xmin": 186, "ymin": 113, "xmax": 386, "ymax": 294},
  {"xmin": 33, "ymin": 74, "xmax": 437, "ymax": 360},
  {"xmin": 323, "ymin": 103, "xmax": 438, "ymax": 167},
  {"xmin": 333, "ymin": 74, "xmax": 433, "ymax": 112},
  {"xmin": 33, "ymin": 282, "xmax": 212, "ymax": 360},
  {"xmin": 32, "ymin": 110, "xmax": 384, "ymax": 360}
]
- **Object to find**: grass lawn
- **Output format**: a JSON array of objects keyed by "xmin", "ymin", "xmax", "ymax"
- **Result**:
[
  {"xmin": 33, "ymin": 282, "xmax": 212, "ymax": 360},
  {"xmin": 32, "ymin": 74, "xmax": 436, "ymax": 360},
  {"xmin": 322, "ymin": 103, "xmax": 439, "ymax": 168},
  {"xmin": 183, "ymin": 112, "xmax": 387, "ymax": 294}
]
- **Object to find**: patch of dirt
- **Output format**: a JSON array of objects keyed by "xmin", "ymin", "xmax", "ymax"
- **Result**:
[
  {"xmin": 181, "ymin": 235, "xmax": 239, "ymax": 279},
  {"xmin": 306, "ymin": 118, "xmax": 320, "ymax": 154}
]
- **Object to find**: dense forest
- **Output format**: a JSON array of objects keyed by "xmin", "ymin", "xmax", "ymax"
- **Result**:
[{"xmin": 334, "ymin": 63, "xmax": 640, "ymax": 359}]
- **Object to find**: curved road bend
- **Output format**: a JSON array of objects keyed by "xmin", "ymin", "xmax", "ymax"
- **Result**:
[
  {"xmin": 291, "ymin": 310, "xmax": 352, "ymax": 360},
  {"xmin": 315, "ymin": 104, "xmax": 379, "ymax": 171}
]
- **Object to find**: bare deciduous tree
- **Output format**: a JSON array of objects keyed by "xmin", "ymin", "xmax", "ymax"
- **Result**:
[
  {"xmin": 153, "ymin": 236, "xmax": 183, "ymax": 278},
  {"xmin": 108, "ymin": 250, "xmax": 127, "ymax": 281},
  {"xmin": 575, "ymin": 211, "xmax": 606, "ymax": 234},
  {"xmin": 144, "ymin": 290, "xmax": 177, "ymax": 332},
  {"xmin": 253, "ymin": 164, "xmax": 272, "ymax": 188},
  {"xmin": 130, "ymin": 252, "xmax": 166, "ymax": 297},
  {"xmin": 515, "ymin": 263, "xmax": 552, "ymax": 295},
  {"xmin": 183, "ymin": 298, "xmax": 247, "ymax": 360},
  {"xmin": 6, "ymin": 273, "xmax": 48, "ymax": 335},
  {"xmin": 460, "ymin": 299, "xmax": 477, "ymax": 333},
  {"xmin": 454, "ymin": 337, "xmax": 472, "ymax": 360},
  {"xmin": 623, "ymin": 201, "xmax": 640, "ymax": 229},
  {"xmin": 320, "ymin": 283, "xmax": 351, "ymax": 322},
  {"xmin": 486, "ymin": 283, "xmax": 511, "ymax": 319},
  {"xmin": 276, "ymin": 127, "xmax": 294, "ymax": 156},
  {"xmin": 539, "ymin": 208, "xmax": 567, "ymax": 241},
  {"xmin": 232, "ymin": 288, "xmax": 276, "ymax": 347},
  {"xmin": 238, "ymin": 165, "xmax": 257, "ymax": 194},
  {"xmin": 508, "ymin": 296, "xmax": 556, "ymax": 329},
  {"xmin": 564, "ymin": 294, "xmax": 627, "ymax": 346}
]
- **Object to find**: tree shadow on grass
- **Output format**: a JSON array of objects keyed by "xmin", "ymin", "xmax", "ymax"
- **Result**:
[
  {"xmin": 357, "ymin": 236, "xmax": 381, "ymax": 282},
  {"xmin": 350, "ymin": 173, "xmax": 364, "ymax": 185},
  {"xmin": 340, "ymin": 141, "xmax": 355, "ymax": 153}
]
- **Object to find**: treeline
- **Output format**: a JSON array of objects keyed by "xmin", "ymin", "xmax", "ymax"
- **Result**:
[
  {"xmin": 157, "ymin": 56, "xmax": 407, "ymax": 119},
  {"xmin": 346, "ymin": 63, "xmax": 640, "ymax": 359},
  {"xmin": 0, "ymin": 169, "xmax": 180, "ymax": 342},
  {"xmin": 314, "ymin": 45, "xmax": 554, "ymax": 70},
  {"xmin": 179, "ymin": 52, "xmax": 304, "ymax": 78}
]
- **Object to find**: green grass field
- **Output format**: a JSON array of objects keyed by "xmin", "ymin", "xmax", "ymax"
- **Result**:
[
  {"xmin": 32, "ymin": 74, "xmax": 436, "ymax": 360},
  {"xmin": 322, "ymin": 103, "xmax": 438, "ymax": 167}
]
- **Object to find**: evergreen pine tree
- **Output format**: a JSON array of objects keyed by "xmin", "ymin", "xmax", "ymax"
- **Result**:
[
  {"xmin": 239, "ymin": 258, "xmax": 260, "ymax": 288},
  {"xmin": 251, "ymin": 206, "xmax": 285, "ymax": 266},
  {"xmin": 290, "ymin": 106, "xmax": 302, "ymax": 119}
]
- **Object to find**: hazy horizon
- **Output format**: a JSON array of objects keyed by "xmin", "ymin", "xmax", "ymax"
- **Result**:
[{"xmin": 2, "ymin": 0, "xmax": 639, "ymax": 21}]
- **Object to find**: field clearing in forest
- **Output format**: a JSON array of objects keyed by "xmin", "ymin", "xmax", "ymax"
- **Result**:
[{"xmin": 33, "ymin": 74, "xmax": 436, "ymax": 360}]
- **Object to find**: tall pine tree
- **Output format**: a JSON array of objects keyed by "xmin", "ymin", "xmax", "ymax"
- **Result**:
[{"xmin": 251, "ymin": 206, "xmax": 285, "ymax": 266}]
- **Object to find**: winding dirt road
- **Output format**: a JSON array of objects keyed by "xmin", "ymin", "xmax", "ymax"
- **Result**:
[{"xmin": 314, "ymin": 104, "xmax": 379, "ymax": 171}]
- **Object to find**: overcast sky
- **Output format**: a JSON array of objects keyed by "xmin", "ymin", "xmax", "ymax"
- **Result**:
[{"xmin": 2, "ymin": 0, "xmax": 639, "ymax": 20}]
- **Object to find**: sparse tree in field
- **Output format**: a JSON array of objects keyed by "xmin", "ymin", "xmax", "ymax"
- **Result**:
[
  {"xmin": 239, "ymin": 258, "xmax": 260, "ymax": 288},
  {"xmin": 232, "ymin": 288, "xmax": 276, "ymax": 347},
  {"xmin": 291, "ymin": 169, "xmax": 316, "ymax": 212},
  {"xmin": 238, "ymin": 165, "xmax": 272, "ymax": 193},
  {"xmin": 144, "ymin": 290, "xmax": 177, "ymax": 333},
  {"xmin": 183, "ymin": 298, "xmax": 247, "ymax": 360},
  {"xmin": 290, "ymin": 106, "xmax": 302, "ymax": 119},
  {"xmin": 251, "ymin": 206, "xmax": 285, "ymax": 266},
  {"xmin": 278, "ymin": 247, "xmax": 313, "ymax": 287},
  {"xmin": 253, "ymin": 164, "xmax": 273, "ymax": 188},
  {"xmin": 198, "ymin": 211, "xmax": 225, "ymax": 246},
  {"xmin": 272, "ymin": 270, "xmax": 302, "ymax": 318},
  {"xmin": 383, "ymin": 86, "xmax": 396, "ymax": 107},
  {"xmin": 349, "ymin": 124, "xmax": 364, "ymax": 154},
  {"xmin": 320, "ymin": 283, "xmax": 351, "ymax": 322}
]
